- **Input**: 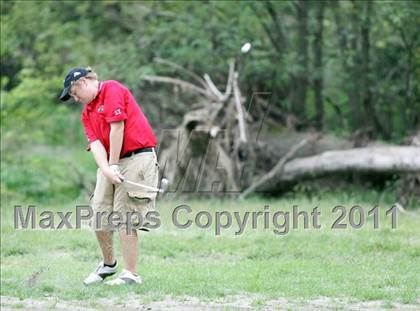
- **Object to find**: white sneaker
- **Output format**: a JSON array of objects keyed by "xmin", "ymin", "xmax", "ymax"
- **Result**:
[
  {"xmin": 105, "ymin": 269, "xmax": 142, "ymax": 285},
  {"xmin": 83, "ymin": 261, "xmax": 118, "ymax": 285}
]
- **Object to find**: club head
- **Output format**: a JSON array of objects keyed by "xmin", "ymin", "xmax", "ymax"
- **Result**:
[{"xmin": 159, "ymin": 178, "xmax": 169, "ymax": 193}]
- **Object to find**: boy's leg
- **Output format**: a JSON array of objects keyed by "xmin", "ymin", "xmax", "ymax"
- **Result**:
[
  {"xmin": 115, "ymin": 151, "xmax": 159, "ymax": 274},
  {"xmin": 119, "ymin": 229, "xmax": 138, "ymax": 273},
  {"xmin": 84, "ymin": 230, "xmax": 118, "ymax": 285},
  {"xmin": 90, "ymin": 168, "xmax": 116, "ymax": 262},
  {"xmin": 96, "ymin": 230, "xmax": 115, "ymax": 265},
  {"xmin": 84, "ymin": 169, "xmax": 118, "ymax": 285}
]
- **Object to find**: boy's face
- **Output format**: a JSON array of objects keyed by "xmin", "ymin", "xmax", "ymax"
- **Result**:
[{"xmin": 69, "ymin": 78, "xmax": 97, "ymax": 104}]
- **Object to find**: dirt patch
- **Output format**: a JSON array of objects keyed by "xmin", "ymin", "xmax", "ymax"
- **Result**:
[{"xmin": 1, "ymin": 294, "xmax": 419, "ymax": 310}]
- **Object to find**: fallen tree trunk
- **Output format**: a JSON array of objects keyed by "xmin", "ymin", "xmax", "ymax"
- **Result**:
[{"xmin": 257, "ymin": 146, "xmax": 420, "ymax": 192}]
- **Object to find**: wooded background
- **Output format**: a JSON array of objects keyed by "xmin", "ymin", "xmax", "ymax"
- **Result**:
[{"xmin": 1, "ymin": 1, "xmax": 419, "ymax": 204}]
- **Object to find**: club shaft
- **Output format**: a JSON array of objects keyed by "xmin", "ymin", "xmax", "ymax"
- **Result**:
[{"xmin": 124, "ymin": 180, "xmax": 161, "ymax": 192}]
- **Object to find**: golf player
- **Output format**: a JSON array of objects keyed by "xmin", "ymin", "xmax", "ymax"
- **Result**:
[{"xmin": 59, "ymin": 67, "xmax": 159, "ymax": 285}]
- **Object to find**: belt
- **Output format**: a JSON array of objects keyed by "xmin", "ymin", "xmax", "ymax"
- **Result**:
[{"xmin": 122, "ymin": 147, "xmax": 154, "ymax": 159}]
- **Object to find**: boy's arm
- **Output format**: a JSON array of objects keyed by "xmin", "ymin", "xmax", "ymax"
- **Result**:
[
  {"xmin": 108, "ymin": 121, "xmax": 125, "ymax": 165},
  {"xmin": 90, "ymin": 139, "xmax": 123, "ymax": 184}
]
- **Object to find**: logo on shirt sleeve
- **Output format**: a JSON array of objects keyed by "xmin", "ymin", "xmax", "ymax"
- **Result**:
[
  {"xmin": 98, "ymin": 105, "xmax": 104, "ymax": 113},
  {"xmin": 114, "ymin": 108, "xmax": 122, "ymax": 116}
]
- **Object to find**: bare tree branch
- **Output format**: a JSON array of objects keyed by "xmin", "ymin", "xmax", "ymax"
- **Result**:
[
  {"xmin": 153, "ymin": 57, "xmax": 209, "ymax": 89},
  {"xmin": 233, "ymin": 71, "xmax": 248, "ymax": 143},
  {"xmin": 142, "ymin": 75, "xmax": 211, "ymax": 98},
  {"xmin": 203, "ymin": 73, "xmax": 224, "ymax": 101}
]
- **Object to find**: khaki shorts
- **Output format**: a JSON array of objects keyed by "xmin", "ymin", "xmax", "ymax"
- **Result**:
[{"xmin": 89, "ymin": 150, "xmax": 159, "ymax": 232}]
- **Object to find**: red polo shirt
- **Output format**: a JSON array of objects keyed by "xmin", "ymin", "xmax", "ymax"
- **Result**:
[{"xmin": 81, "ymin": 80, "xmax": 157, "ymax": 158}]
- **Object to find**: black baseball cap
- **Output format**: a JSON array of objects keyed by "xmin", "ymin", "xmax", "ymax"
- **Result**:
[{"xmin": 59, "ymin": 67, "xmax": 89, "ymax": 101}]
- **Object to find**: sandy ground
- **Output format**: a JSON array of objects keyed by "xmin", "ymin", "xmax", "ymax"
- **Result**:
[{"xmin": 1, "ymin": 294, "xmax": 419, "ymax": 311}]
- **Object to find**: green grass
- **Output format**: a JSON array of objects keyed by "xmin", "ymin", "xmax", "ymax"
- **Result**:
[{"xmin": 1, "ymin": 194, "xmax": 419, "ymax": 307}]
